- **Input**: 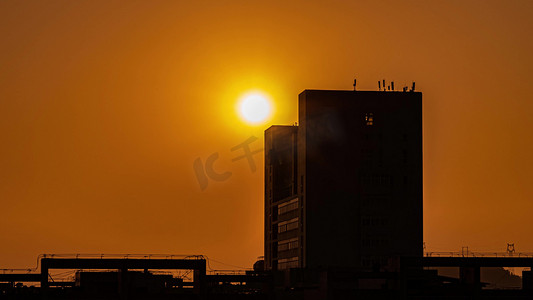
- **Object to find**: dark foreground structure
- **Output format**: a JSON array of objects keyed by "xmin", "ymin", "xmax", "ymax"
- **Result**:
[
  {"xmin": 2, "ymin": 88, "xmax": 533, "ymax": 299},
  {"xmin": 0, "ymin": 255, "xmax": 271, "ymax": 299},
  {"xmin": 3, "ymin": 254, "xmax": 533, "ymax": 299},
  {"xmin": 265, "ymin": 89, "xmax": 423, "ymax": 271}
]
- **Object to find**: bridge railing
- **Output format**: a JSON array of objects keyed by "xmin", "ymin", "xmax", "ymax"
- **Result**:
[
  {"xmin": 1, "ymin": 254, "xmax": 206, "ymax": 274},
  {"xmin": 425, "ymin": 252, "xmax": 533, "ymax": 258}
]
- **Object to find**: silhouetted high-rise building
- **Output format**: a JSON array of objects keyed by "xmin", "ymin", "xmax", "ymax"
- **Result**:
[
  {"xmin": 265, "ymin": 89, "xmax": 423, "ymax": 271},
  {"xmin": 264, "ymin": 125, "xmax": 299, "ymax": 270}
]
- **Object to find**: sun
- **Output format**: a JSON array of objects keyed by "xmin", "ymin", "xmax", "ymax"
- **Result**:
[{"xmin": 237, "ymin": 91, "xmax": 272, "ymax": 125}]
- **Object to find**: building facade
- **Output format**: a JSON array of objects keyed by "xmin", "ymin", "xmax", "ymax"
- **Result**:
[
  {"xmin": 264, "ymin": 125, "xmax": 299, "ymax": 271},
  {"xmin": 265, "ymin": 90, "xmax": 423, "ymax": 271}
]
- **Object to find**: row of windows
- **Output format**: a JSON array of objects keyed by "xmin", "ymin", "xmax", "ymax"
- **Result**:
[
  {"xmin": 278, "ymin": 218, "xmax": 298, "ymax": 233},
  {"xmin": 278, "ymin": 257, "xmax": 299, "ymax": 270},
  {"xmin": 278, "ymin": 238, "xmax": 299, "ymax": 252},
  {"xmin": 278, "ymin": 198, "xmax": 298, "ymax": 215},
  {"xmin": 361, "ymin": 196, "xmax": 390, "ymax": 206},
  {"xmin": 361, "ymin": 217, "xmax": 388, "ymax": 226},
  {"xmin": 362, "ymin": 133, "xmax": 410, "ymax": 141},
  {"xmin": 361, "ymin": 256, "xmax": 389, "ymax": 268},
  {"xmin": 360, "ymin": 149, "xmax": 375, "ymax": 162},
  {"xmin": 360, "ymin": 174, "xmax": 392, "ymax": 186},
  {"xmin": 360, "ymin": 149, "xmax": 409, "ymax": 166},
  {"xmin": 361, "ymin": 238, "xmax": 388, "ymax": 248}
]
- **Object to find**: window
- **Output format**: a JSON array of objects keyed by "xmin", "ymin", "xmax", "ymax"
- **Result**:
[
  {"xmin": 360, "ymin": 174, "xmax": 392, "ymax": 186},
  {"xmin": 278, "ymin": 257, "xmax": 299, "ymax": 270},
  {"xmin": 278, "ymin": 198, "xmax": 298, "ymax": 215},
  {"xmin": 361, "ymin": 216, "xmax": 388, "ymax": 226},
  {"xmin": 361, "ymin": 238, "xmax": 388, "ymax": 248},
  {"xmin": 361, "ymin": 256, "xmax": 389, "ymax": 268},
  {"xmin": 360, "ymin": 148, "xmax": 374, "ymax": 165},
  {"xmin": 278, "ymin": 238, "xmax": 299, "ymax": 252},
  {"xmin": 361, "ymin": 196, "xmax": 390, "ymax": 209},
  {"xmin": 365, "ymin": 113, "xmax": 374, "ymax": 126},
  {"xmin": 278, "ymin": 218, "xmax": 299, "ymax": 233}
]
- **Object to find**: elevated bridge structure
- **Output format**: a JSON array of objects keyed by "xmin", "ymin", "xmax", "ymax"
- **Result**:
[
  {"xmin": 402, "ymin": 256, "xmax": 533, "ymax": 293},
  {"xmin": 1, "ymin": 254, "xmax": 207, "ymax": 292}
]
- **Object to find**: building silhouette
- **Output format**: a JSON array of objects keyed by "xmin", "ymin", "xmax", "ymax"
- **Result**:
[{"xmin": 265, "ymin": 89, "xmax": 423, "ymax": 271}]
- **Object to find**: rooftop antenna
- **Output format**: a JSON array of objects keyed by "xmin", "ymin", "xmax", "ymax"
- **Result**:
[
  {"xmin": 411, "ymin": 82, "xmax": 416, "ymax": 92},
  {"xmin": 378, "ymin": 80, "xmax": 381, "ymax": 91},
  {"xmin": 382, "ymin": 79, "xmax": 386, "ymax": 91},
  {"xmin": 353, "ymin": 79, "xmax": 357, "ymax": 91}
]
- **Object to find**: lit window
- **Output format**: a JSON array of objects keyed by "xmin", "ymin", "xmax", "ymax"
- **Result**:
[{"xmin": 365, "ymin": 113, "xmax": 374, "ymax": 126}]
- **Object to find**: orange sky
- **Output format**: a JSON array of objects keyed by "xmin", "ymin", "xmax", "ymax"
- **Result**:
[{"xmin": 1, "ymin": 0, "xmax": 532, "ymax": 269}]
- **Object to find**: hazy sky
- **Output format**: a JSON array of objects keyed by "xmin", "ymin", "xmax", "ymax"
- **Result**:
[{"xmin": 1, "ymin": 0, "xmax": 532, "ymax": 269}]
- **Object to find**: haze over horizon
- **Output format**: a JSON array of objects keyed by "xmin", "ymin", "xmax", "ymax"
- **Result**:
[{"xmin": 1, "ymin": 0, "xmax": 532, "ymax": 269}]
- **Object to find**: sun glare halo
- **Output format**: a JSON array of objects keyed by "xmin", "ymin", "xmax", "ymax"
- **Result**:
[{"xmin": 237, "ymin": 92, "xmax": 272, "ymax": 125}]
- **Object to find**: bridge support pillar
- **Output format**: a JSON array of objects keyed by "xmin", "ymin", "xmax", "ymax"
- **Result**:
[
  {"xmin": 523, "ymin": 270, "xmax": 533, "ymax": 290},
  {"xmin": 460, "ymin": 266, "xmax": 480, "ymax": 293}
]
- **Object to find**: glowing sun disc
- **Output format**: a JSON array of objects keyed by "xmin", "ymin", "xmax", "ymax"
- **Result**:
[{"xmin": 238, "ymin": 92, "xmax": 272, "ymax": 124}]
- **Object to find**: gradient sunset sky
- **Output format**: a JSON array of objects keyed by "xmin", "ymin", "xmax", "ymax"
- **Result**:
[{"xmin": 1, "ymin": 0, "xmax": 532, "ymax": 269}]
